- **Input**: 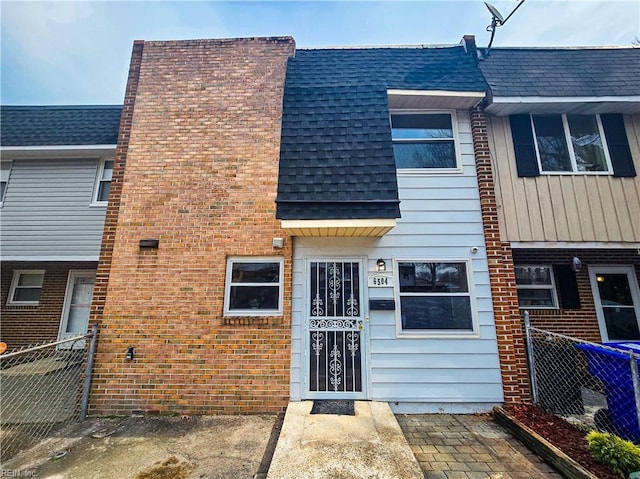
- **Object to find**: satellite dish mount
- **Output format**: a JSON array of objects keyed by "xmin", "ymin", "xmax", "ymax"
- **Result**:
[{"xmin": 485, "ymin": 0, "xmax": 525, "ymax": 53}]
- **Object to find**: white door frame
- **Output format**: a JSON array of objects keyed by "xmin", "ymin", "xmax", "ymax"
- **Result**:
[
  {"xmin": 588, "ymin": 265, "xmax": 640, "ymax": 342},
  {"xmin": 303, "ymin": 257, "xmax": 369, "ymax": 400},
  {"xmin": 57, "ymin": 270, "xmax": 96, "ymax": 349}
]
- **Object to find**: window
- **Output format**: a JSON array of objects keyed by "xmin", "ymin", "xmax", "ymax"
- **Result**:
[
  {"xmin": 92, "ymin": 159, "xmax": 114, "ymax": 204},
  {"xmin": 397, "ymin": 261, "xmax": 474, "ymax": 334},
  {"xmin": 531, "ymin": 114, "xmax": 612, "ymax": 174},
  {"xmin": 1, "ymin": 161, "xmax": 12, "ymax": 205},
  {"xmin": 515, "ymin": 265, "xmax": 558, "ymax": 309},
  {"xmin": 512, "ymin": 113, "xmax": 635, "ymax": 178},
  {"xmin": 7, "ymin": 270, "xmax": 45, "ymax": 306},
  {"xmin": 224, "ymin": 258, "xmax": 283, "ymax": 315},
  {"xmin": 391, "ymin": 112, "xmax": 458, "ymax": 169}
]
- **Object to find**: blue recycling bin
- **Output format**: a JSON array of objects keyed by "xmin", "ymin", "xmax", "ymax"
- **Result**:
[{"xmin": 576, "ymin": 342, "xmax": 640, "ymax": 443}]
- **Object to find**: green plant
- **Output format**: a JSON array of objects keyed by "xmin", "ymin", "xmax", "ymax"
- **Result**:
[{"xmin": 586, "ymin": 431, "xmax": 640, "ymax": 477}]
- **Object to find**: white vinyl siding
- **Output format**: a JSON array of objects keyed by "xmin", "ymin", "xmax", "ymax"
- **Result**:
[
  {"xmin": 0, "ymin": 159, "xmax": 107, "ymax": 260},
  {"xmin": 290, "ymin": 110, "xmax": 503, "ymax": 409}
]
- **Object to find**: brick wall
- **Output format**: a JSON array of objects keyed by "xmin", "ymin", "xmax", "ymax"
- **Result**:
[
  {"xmin": 513, "ymin": 248, "xmax": 640, "ymax": 342},
  {"xmin": 470, "ymin": 107, "xmax": 531, "ymax": 403},
  {"xmin": 89, "ymin": 37, "xmax": 296, "ymax": 415},
  {"xmin": 1, "ymin": 261, "xmax": 97, "ymax": 349}
]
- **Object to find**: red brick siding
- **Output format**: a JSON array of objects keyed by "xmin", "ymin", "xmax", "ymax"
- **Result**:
[
  {"xmin": 470, "ymin": 107, "xmax": 531, "ymax": 403},
  {"xmin": 513, "ymin": 248, "xmax": 640, "ymax": 342},
  {"xmin": 1, "ymin": 261, "xmax": 97, "ymax": 350},
  {"xmin": 89, "ymin": 37, "xmax": 295, "ymax": 415}
]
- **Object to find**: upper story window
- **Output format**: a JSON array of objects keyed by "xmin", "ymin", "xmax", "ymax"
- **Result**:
[
  {"xmin": 7, "ymin": 270, "xmax": 45, "ymax": 306},
  {"xmin": 92, "ymin": 159, "xmax": 114, "ymax": 205},
  {"xmin": 515, "ymin": 265, "xmax": 558, "ymax": 309},
  {"xmin": 1, "ymin": 161, "xmax": 12, "ymax": 205},
  {"xmin": 224, "ymin": 257, "xmax": 283, "ymax": 316},
  {"xmin": 391, "ymin": 112, "xmax": 458, "ymax": 170},
  {"xmin": 396, "ymin": 260, "xmax": 475, "ymax": 336},
  {"xmin": 532, "ymin": 114, "xmax": 611, "ymax": 173},
  {"xmin": 510, "ymin": 113, "xmax": 636, "ymax": 178}
]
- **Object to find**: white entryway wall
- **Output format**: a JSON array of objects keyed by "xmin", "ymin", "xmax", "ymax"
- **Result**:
[{"xmin": 289, "ymin": 110, "xmax": 504, "ymax": 412}]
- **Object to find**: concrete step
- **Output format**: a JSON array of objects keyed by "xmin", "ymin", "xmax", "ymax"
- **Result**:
[{"xmin": 267, "ymin": 401, "xmax": 423, "ymax": 479}]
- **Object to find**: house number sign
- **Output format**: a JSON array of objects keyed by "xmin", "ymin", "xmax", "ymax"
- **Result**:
[{"xmin": 367, "ymin": 272, "xmax": 394, "ymax": 288}]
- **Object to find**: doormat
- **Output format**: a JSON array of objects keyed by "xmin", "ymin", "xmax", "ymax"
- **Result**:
[{"xmin": 310, "ymin": 400, "xmax": 355, "ymax": 416}]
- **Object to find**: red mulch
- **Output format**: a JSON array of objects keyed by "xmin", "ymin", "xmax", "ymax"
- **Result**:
[{"xmin": 503, "ymin": 403, "xmax": 621, "ymax": 479}]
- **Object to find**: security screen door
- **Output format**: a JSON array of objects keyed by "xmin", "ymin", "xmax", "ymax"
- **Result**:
[{"xmin": 307, "ymin": 260, "xmax": 365, "ymax": 398}]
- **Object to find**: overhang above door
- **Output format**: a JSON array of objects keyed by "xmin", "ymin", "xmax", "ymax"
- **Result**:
[{"xmin": 280, "ymin": 218, "xmax": 396, "ymax": 237}]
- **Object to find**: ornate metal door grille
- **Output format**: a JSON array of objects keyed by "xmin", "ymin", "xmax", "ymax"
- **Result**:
[{"xmin": 308, "ymin": 261, "xmax": 363, "ymax": 393}]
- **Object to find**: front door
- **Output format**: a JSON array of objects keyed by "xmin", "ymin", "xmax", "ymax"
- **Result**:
[
  {"xmin": 589, "ymin": 265, "xmax": 640, "ymax": 342},
  {"xmin": 58, "ymin": 271, "xmax": 96, "ymax": 349},
  {"xmin": 306, "ymin": 259, "xmax": 366, "ymax": 398}
]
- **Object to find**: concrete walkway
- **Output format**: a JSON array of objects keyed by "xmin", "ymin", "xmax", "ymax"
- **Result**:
[
  {"xmin": 397, "ymin": 414, "xmax": 562, "ymax": 479},
  {"xmin": 267, "ymin": 401, "xmax": 423, "ymax": 479}
]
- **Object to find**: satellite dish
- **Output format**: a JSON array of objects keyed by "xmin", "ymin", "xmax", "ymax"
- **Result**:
[
  {"xmin": 483, "ymin": 0, "xmax": 526, "ymax": 55},
  {"xmin": 485, "ymin": 2, "xmax": 504, "ymax": 24}
]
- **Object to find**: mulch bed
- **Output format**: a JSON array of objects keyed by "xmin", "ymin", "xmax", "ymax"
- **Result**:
[{"xmin": 503, "ymin": 403, "xmax": 620, "ymax": 479}]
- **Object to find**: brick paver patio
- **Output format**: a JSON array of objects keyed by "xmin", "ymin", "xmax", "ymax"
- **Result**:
[{"xmin": 397, "ymin": 413, "xmax": 562, "ymax": 479}]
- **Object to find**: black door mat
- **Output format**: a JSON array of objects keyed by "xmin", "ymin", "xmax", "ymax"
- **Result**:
[{"xmin": 310, "ymin": 400, "xmax": 355, "ymax": 416}]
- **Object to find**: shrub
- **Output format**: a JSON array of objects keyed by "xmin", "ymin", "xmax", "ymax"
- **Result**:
[{"xmin": 586, "ymin": 431, "xmax": 640, "ymax": 478}]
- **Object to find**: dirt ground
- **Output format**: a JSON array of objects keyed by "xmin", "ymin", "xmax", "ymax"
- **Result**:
[{"xmin": 1, "ymin": 414, "xmax": 282, "ymax": 479}]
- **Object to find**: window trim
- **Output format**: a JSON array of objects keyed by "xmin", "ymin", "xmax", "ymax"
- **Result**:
[
  {"xmin": 530, "ymin": 113, "xmax": 614, "ymax": 175},
  {"xmin": 7, "ymin": 270, "xmax": 45, "ymax": 306},
  {"xmin": 0, "ymin": 160, "xmax": 13, "ymax": 207},
  {"xmin": 394, "ymin": 258, "xmax": 478, "ymax": 338},
  {"xmin": 390, "ymin": 109, "xmax": 463, "ymax": 175},
  {"xmin": 514, "ymin": 264, "xmax": 559, "ymax": 310},
  {"xmin": 223, "ymin": 257, "xmax": 284, "ymax": 316},
  {"xmin": 91, "ymin": 158, "xmax": 114, "ymax": 206}
]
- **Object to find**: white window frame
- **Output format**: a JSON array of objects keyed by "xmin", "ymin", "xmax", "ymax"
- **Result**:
[
  {"xmin": 514, "ymin": 265, "xmax": 559, "ymax": 309},
  {"xmin": 91, "ymin": 158, "xmax": 114, "ymax": 206},
  {"xmin": 390, "ymin": 110, "xmax": 463, "ymax": 175},
  {"xmin": 394, "ymin": 258, "xmax": 478, "ymax": 338},
  {"xmin": 0, "ymin": 160, "xmax": 13, "ymax": 207},
  {"xmin": 530, "ymin": 113, "xmax": 613, "ymax": 175},
  {"xmin": 7, "ymin": 270, "xmax": 45, "ymax": 306},
  {"xmin": 589, "ymin": 265, "xmax": 640, "ymax": 342},
  {"xmin": 224, "ymin": 257, "xmax": 284, "ymax": 316}
]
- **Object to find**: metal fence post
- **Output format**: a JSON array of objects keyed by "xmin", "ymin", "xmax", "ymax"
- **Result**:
[
  {"xmin": 80, "ymin": 324, "xmax": 98, "ymax": 421},
  {"xmin": 523, "ymin": 311, "xmax": 539, "ymax": 404},
  {"xmin": 629, "ymin": 351, "xmax": 640, "ymax": 436}
]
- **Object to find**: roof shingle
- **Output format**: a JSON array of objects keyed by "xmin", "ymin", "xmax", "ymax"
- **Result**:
[
  {"xmin": 479, "ymin": 47, "xmax": 640, "ymax": 97},
  {"xmin": 1, "ymin": 105, "xmax": 122, "ymax": 146},
  {"xmin": 277, "ymin": 45, "xmax": 485, "ymax": 220}
]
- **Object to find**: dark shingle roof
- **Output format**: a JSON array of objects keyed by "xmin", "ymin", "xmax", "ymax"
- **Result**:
[
  {"xmin": 1, "ymin": 105, "xmax": 122, "ymax": 146},
  {"xmin": 277, "ymin": 45, "xmax": 485, "ymax": 220},
  {"xmin": 479, "ymin": 47, "xmax": 640, "ymax": 97}
]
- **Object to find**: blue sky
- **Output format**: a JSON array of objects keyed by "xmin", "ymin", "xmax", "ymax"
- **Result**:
[{"xmin": 2, "ymin": 1, "xmax": 639, "ymax": 105}]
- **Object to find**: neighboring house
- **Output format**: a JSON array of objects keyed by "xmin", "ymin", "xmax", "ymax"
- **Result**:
[
  {"xmin": 276, "ymin": 39, "xmax": 528, "ymax": 411},
  {"xmin": 0, "ymin": 105, "xmax": 121, "ymax": 350},
  {"xmin": 479, "ymin": 46, "xmax": 640, "ymax": 343}
]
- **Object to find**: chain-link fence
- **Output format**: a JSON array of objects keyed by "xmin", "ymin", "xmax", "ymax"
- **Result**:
[
  {"xmin": 0, "ymin": 326, "xmax": 97, "ymax": 462},
  {"xmin": 524, "ymin": 314, "xmax": 640, "ymax": 443}
]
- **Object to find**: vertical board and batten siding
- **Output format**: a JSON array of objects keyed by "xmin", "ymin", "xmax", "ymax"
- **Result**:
[
  {"xmin": 290, "ymin": 111, "xmax": 504, "ymax": 410},
  {"xmin": 487, "ymin": 114, "xmax": 640, "ymax": 243},
  {"xmin": 0, "ymin": 159, "xmax": 106, "ymax": 259}
]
